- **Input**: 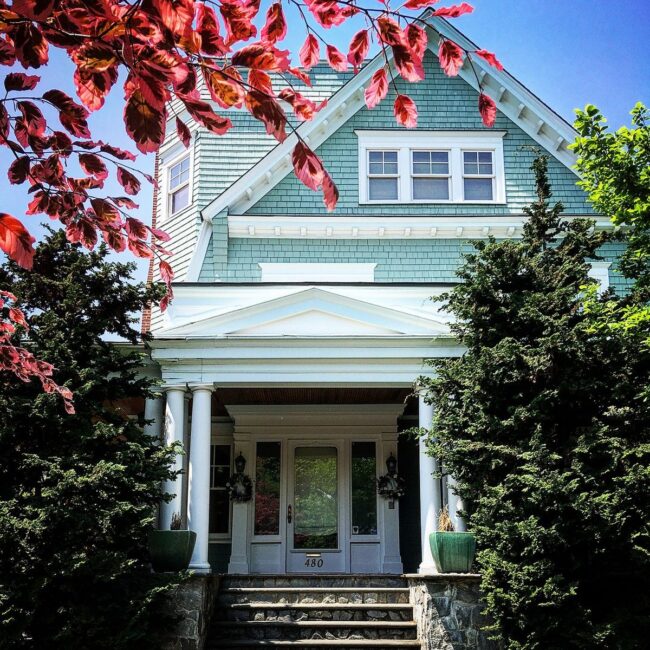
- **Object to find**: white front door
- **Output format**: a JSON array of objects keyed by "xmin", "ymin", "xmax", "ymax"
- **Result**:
[{"xmin": 286, "ymin": 441, "xmax": 347, "ymax": 573}]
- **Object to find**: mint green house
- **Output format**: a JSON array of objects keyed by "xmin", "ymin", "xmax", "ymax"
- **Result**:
[{"xmin": 142, "ymin": 18, "xmax": 619, "ymax": 581}]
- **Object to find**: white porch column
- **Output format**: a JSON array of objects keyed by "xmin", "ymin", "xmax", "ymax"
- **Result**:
[
  {"xmin": 188, "ymin": 384, "xmax": 213, "ymax": 573},
  {"xmin": 143, "ymin": 393, "xmax": 164, "ymax": 438},
  {"xmin": 447, "ymin": 475, "xmax": 467, "ymax": 533},
  {"xmin": 228, "ymin": 433, "xmax": 252, "ymax": 574},
  {"xmin": 418, "ymin": 393, "xmax": 442, "ymax": 574},
  {"xmin": 160, "ymin": 387, "xmax": 186, "ymax": 530},
  {"xmin": 380, "ymin": 431, "xmax": 403, "ymax": 574}
]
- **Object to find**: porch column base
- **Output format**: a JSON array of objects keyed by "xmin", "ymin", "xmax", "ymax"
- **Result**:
[
  {"xmin": 189, "ymin": 562, "xmax": 211, "ymax": 574},
  {"xmin": 418, "ymin": 562, "xmax": 438, "ymax": 575}
]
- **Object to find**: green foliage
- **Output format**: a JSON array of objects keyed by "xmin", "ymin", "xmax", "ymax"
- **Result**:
[
  {"xmin": 0, "ymin": 231, "xmax": 181, "ymax": 650},
  {"xmin": 572, "ymin": 103, "xmax": 650, "ymax": 339},
  {"xmin": 421, "ymin": 158, "xmax": 650, "ymax": 648}
]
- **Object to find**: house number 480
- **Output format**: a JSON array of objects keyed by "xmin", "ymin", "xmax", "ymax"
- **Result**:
[{"xmin": 305, "ymin": 558, "xmax": 323, "ymax": 568}]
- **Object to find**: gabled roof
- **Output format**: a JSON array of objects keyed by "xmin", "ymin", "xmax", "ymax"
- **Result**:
[{"xmin": 200, "ymin": 14, "xmax": 579, "ymax": 224}]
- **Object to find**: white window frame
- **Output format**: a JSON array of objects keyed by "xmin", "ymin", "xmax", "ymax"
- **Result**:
[
  {"xmin": 161, "ymin": 149, "xmax": 193, "ymax": 222},
  {"xmin": 356, "ymin": 130, "xmax": 506, "ymax": 205},
  {"xmin": 366, "ymin": 149, "xmax": 400, "ymax": 201},
  {"xmin": 461, "ymin": 150, "xmax": 497, "ymax": 201},
  {"xmin": 410, "ymin": 149, "xmax": 452, "ymax": 201},
  {"xmin": 209, "ymin": 442, "xmax": 233, "ymax": 541}
]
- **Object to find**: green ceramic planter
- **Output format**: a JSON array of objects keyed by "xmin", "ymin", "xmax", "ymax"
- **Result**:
[
  {"xmin": 429, "ymin": 531, "xmax": 476, "ymax": 573},
  {"xmin": 148, "ymin": 530, "xmax": 196, "ymax": 572}
]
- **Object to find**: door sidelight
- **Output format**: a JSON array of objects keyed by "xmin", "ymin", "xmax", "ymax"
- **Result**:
[{"xmin": 287, "ymin": 504, "xmax": 292, "ymax": 524}]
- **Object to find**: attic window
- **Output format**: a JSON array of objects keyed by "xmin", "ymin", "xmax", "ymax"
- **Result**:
[
  {"xmin": 356, "ymin": 130, "xmax": 506, "ymax": 204},
  {"xmin": 169, "ymin": 155, "xmax": 190, "ymax": 215}
]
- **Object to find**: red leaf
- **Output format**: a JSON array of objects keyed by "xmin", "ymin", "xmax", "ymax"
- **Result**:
[
  {"xmin": 245, "ymin": 90, "xmax": 287, "ymax": 142},
  {"xmin": 204, "ymin": 68, "xmax": 245, "ymax": 109},
  {"xmin": 73, "ymin": 66, "xmax": 118, "ymax": 112},
  {"xmin": 478, "ymin": 93, "xmax": 497, "ymax": 128},
  {"xmin": 78, "ymin": 153, "xmax": 108, "ymax": 180},
  {"xmin": 181, "ymin": 95, "xmax": 232, "ymax": 136},
  {"xmin": 299, "ymin": 34, "xmax": 319, "ymax": 71},
  {"xmin": 124, "ymin": 88, "xmax": 166, "ymax": 153},
  {"xmin": 394, "ymin": 95, "xmax": 418, "ymax": 128},
  {"xmin": 248, "ymin": 69, "xmax": 273, "ymax": 95},
  {"xmin": 99, "ymin": 143, "xmax": 136, "ymax": 161},
  {"xmin": 292, "ymin": 141, "xmax": 324, "ymax": 192},
  {"xmin": 406, "ymin": 24, "xmax": 428, "ymax": 60},
  {"xmin": 322, "ymin": 171, "xmax": 339, "ymax": 212},
  {"xmin": 0, "ymin": 104, "xmax": 8, "ymax": 141},
  {"xmin": 347, "ymin": 30, "xmax": 369, "ymax": 72},
  {"xmin": 439, "ymin": 39, "xmax": 464, "ymax": 76},
  {"xmin": 17, "ymin": 101, "xmax": 46, "ymax": 137},
  {"xmin": 149, "ymin": 227, "xmax": 171, "ymax": 242},
  {"xmin": 71, "ymin": 41, "xmax": 117, "ymax": 74},
  {"xmin": 4, "ymin": 72, "xmax": 40, "ymax": 92},
  {"xmin": 288, "ymin": 66, "xmax": 312, "ymax": 86},
  {"xmin": 326, "ymin": 44, "xmax": 348, "ymax": 72},
  {"xmin": 231, "ymin": 44, "xmax": 290, "ymax": 72},
  {"xmin": 12, "ymin": 0, "xmax": 55, "ymax": 21},
  {"xmin": 13, "ymin": 23, "xmax": 48, "ymax": 68},
  {"xmin": 377, "ymin": 17, "xmax": 403, "ymax": 47},
  {"xmin": 403, "ymin": 0, "xmax": 440, "ymax": 8},
  {"xmin": 117, "ymin": 167, "xmax": 142, "ymax": 195},
  {"xmin": 393, "ymin": 44, "xmax": 425, "ymax": 82},
  {"xmin": 261, "ymin": 3, "xmax": 287, "ymax": 45},
  {"xmin": 8, "ymin": 156, "xmax": 30, "ymax": 185},
  {"xmin": 126, "ymin": 217, "xmax": 148, "ymax": 240},
  {"xmin": 176, "ymin": 117, "xmax": 191, "ymax": 148},
  {"xmin": 159, "ymin": 260, "xmax": 175, "ymax": 284},
  {"xmin": 432, "ymin": 3, "xmax": 474, "ymax": 17},
  {"xmin": 44, "ymin": 89, "xmax": 90, "ymax": 138},
  {"xmin": 0, "ymin": 213, "xmax": 35, "ymax": 269},
  {"xmin": 0, "ymin": 37, "xmax": 16, "ymax": 66},
  {"xmin": 8, "ymin": 306, "xmax": 28, "ymax": 329},
  {"xmin": 153, "ymin": 0, "xmax": 195, "ymax": 33},
  {"xmin": 278, "ymin": 88, "xmax": 319, "ymax": 121},
  {"xmin": 475, "ymin": 49, "xmax": 504, "ymax": 71},
  {"xmin": 364, "ymin": 68, "xmax": 388, "ymax": 110},
  {"xmin": 220, "ymin": 0, "xmax": 258, "ymax": 45},
  {"xmin": 196, "ymin": 2, "xmax": 227, "ymax": 56}
]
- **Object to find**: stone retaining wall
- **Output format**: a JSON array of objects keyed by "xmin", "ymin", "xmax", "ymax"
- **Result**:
[
  {"xmin": 405, "ymin": 574, "xmax": 498, "ymax": 650},
  {"xmin": 161, "ymin": 575, "xmax": 220, "ymax": 650}
]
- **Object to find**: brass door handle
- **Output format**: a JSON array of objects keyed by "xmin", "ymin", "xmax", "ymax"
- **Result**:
[{"xmin": 287, "ymin": 504, "xmax": 292, "ymax": 524}]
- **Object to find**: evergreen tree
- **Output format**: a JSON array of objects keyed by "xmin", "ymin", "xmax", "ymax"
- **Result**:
[
  {"xmin": 421, "ymin": 158, "xmax": 650, "ymax": 649},
  {"xmin": 0, "ymin": 230, "xmax": 180, "ymax": 650}
]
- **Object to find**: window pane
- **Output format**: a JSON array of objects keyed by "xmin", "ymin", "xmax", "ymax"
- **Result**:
[
  {"xmin": 384, "ymin": 151, "xmax": 398, "ymax": 163},
  {"xmin": 368, "ymin": 151, "xmax": 398, "ymax": 175},
  {"xmin": 209, "ymin": 490, "xmax": 229, "ymax": 534},
  {"xmin": 412, "ymin": 151, "xmax": 430, "ymax": 163},
  {"xmin": 478, "ymin": 151, "xmax": 492, "ymax": 163},
  {"xmin": 479, "ymin": 163, "xmax": 493, "ymax": 175},
  {"xmin": 255, "ymin": 442, "xmax": 281, "ymax": 535},
  {"xmin": 171, "ymin": 185, "xmax": 189, "ymax": 213},
  {"xmin": 213, "ymin": 445, "xmax": 230, "ymax": 466},
  {"xmin": 170, "ymin": 158, "xmax": 190, "ymax": 188},
  {"xmin": 413, "ymin": 177, "xmax": 449, "ymax": 200},
  {"xmin": 369, "ymin": 177, "xmax": 398, "ymax": 200},
  {"xmin": 351, "ymin": 442, "xmax": 377, "ymax": 535},
  {"xmin": 368, "ymin": 151, "xmax": 383, "ymax": 163},
  {"xmin": 412, "ymin": 151, "xmax": 448, "ymax": 175},
  {"xmin": 294, "ymin": 447, "xmax": 338, "ymax": 549},
  {"xmin": 464, "ymin": 177, "xmax": 493, "ymax": 200}
]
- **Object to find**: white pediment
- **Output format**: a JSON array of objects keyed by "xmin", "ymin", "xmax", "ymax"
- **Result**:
[
  {"xmin": 233, "ymin": 309, "xmax": 400, "ymax": 336},
  {"xmin": 157, "ymin": 285, "xmax": 451, "ymax": 339}
]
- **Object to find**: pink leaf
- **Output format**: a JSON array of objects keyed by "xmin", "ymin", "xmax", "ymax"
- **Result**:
[
  {"xmin": 394, "ymin": 95, "xmax": 418, "ymax": 128},
  {"xmin": 299, "ymin": 34, "xmax": 319, "ymax": 71},
  {"xmin": 364, "ymin": 69, "xmax": 388, "ymax": 110},
  {"xmin": 439, "ymin": 39, "xmax": 464, "ymax": 76},
  {"xmin": 326, "ymin": 45, "xmax": 348, "ymax": 72},
  {"xmin": 478, "ymin": 93, "xmax": 497, "ymax": 127},
  {"xmin": 475, "ymin": 49, "xmax": 504, "ymax": 71}
]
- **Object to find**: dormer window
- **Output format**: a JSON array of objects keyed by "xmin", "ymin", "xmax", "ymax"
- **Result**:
[
  {"xmin": 169, "ymin": 155, "xmax": 190, "ymax": 215},
  {"xmin": 368, "ymin": 150, "xmax": 399, "ymax": 200},
  {"xmin": 357, "ymin": 130, "xmax": 505, "ymax": 204}
]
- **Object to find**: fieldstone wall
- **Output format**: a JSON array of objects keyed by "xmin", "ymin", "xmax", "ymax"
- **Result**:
[
  {"xmin": 406, "ymin": 574, "xmax": 498, "ymax": 650},
  {"xmin": 161, "ymin": 575, "xmax": 220, "ymax": 650}
]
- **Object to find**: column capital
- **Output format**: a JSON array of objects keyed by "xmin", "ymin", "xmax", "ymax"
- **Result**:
[
  {"xmin": 163, "ymin": 384, "xmax": 188, "ymax": 394},
  {"xmin": 188, "ymin": 383, "xmax": 215, "ymax": 393}
]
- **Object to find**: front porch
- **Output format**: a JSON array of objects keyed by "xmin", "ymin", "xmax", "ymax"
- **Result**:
[{"xmin": 145, "ymin": 386, "xmax": 467, "ymax": 576}]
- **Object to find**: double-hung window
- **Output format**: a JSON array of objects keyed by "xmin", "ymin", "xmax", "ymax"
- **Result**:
[
  {"xmin": 463, "ymin": 151, "xmax": 494, "ymax": 201},
  {"xmin": 367, "ymin": 150, "xmax": 399, "ymax": 201},
  {"xmin": 357, "ymin": 131, "xmax": 505, "ymax": 204},
  {"xmin": 411, "ymin": 151, "xmax": 450, "ymax": 200},
  {"xmin": 168, "ymin": 156, "xmax": 190, "ymax": 215}
]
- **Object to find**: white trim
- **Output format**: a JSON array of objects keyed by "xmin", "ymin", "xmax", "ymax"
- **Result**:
[
  {"xmin": 588, "ymin": 261, "xmax": 611, "ymax": 294},
  {"xmin": 259, "ymin": 263, "xmax": 377, "ymax": 282},
  {"xmin": 227, "ymin": 214, "xmax": 614, "ymax": 240},
  {"xmin": 357, "ymin": 131, "xmax": 506, "ymax": 204},
  {"xmin": 186, "ymin": 219, "xmax": 213, "ymax": 281}
]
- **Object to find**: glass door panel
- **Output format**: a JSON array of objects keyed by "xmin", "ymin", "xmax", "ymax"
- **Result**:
[{"xmin": 293, "ymin": 446, "xmax": 338, "ymax": 550}]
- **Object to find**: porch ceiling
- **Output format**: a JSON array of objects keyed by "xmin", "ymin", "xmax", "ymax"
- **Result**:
[{"xmin": 211, "ymin": 386, "xmax": 417, "ymax": 416}]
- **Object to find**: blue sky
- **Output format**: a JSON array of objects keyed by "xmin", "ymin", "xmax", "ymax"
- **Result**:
[{"xmin": 1, "ymin": 1, "xmax": 648, "ymax": 280}]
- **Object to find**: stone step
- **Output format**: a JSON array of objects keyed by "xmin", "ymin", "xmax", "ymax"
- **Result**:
[
  {"xmin": 219, "ymin": 588, "xmax": 410, "ymax": 605},
  {"xmin": 211, "ymin": 619, "xmax": 418, "ymax": 641},
  {"xmin": 217, "ymin": 603, "xmax": 413, "ymax": 623},
  {"xmin": 206, "ymin": 639, "xmax": 421, "ymax": 650},
  {"xmin": 221, "ymin": 576, "xmax": 407, "ymax": 590}
]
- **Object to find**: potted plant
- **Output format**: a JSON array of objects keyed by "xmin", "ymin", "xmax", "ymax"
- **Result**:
[
  {"xmin": 429, "ymin": 506, "xmax": 476, "ymax": 573},
  {"xmin": 148, "ymin": 513, "xmax": 197, "ymax": 572}
]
